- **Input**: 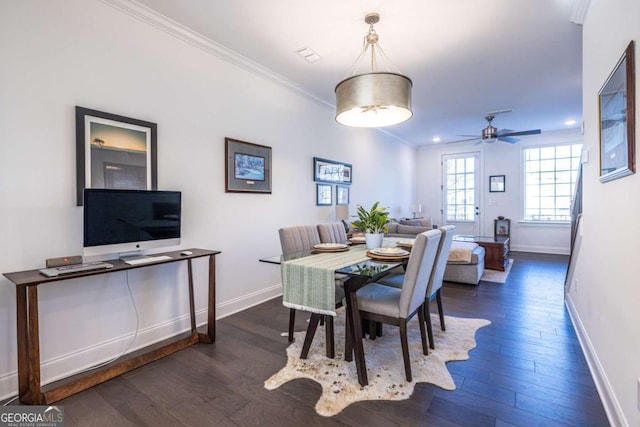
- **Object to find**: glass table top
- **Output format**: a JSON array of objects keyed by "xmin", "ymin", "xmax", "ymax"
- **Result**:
[
  {"xmin": 453, "ymin": 235, "xmax": 509, "ymax": 243},
  {"xmin": 259, "ymin": 251, "xmax": 402, "ymax": 278}
]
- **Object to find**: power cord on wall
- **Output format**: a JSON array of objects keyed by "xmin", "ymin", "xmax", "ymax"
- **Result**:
[{"xmin": 2, "ymin": 271, "xmax": 140, "ymax": 406}]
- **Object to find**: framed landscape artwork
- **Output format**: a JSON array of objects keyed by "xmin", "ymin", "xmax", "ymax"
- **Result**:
[
  {"xmin": 316, "ymin": 183, "xmax": 332, "ymax": 206},
  {"xmin": 225, "ymin": 138, "xmax": 272, "ymax": 193},
  {"xmin": 313, "ymin": 157, "xmax": 352, "ymax": 184},
  {"xmin": 598, "ymin": 40, "xmax": 635, "ymax": 183},
  {"xmin": 489, "ymin": 175, "xmax": 505, "ymax": 192},
  {"xmin": 75, "ymin": 106, "xmax": 157, "ymax": 206},
  {"xmin": 336, "ymin": 184, "xmax": 349, "ymax": 205}
]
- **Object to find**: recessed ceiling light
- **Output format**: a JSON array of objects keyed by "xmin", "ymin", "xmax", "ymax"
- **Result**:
[
  {"xmin": 432, "ymin": 137, "xmax": 441, "ymax": 142},
  {"xmin": 295, "ymin": 47, "xmax": 321, "ymax": 63},
  {"xmin": 565, "ymin": 119, "xmax": 577, "ymax": 126}
]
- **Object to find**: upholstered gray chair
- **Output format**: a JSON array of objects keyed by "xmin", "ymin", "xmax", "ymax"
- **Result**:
[
  {"xmin": 377, "ymin": 225, "xmax": 456, "ymax": 349},
  {"xmin": 354, "ymin": 229, "xmax": 441, "ymax": 381},
  {"xmin": 278, "ymin": 225, "xmax": 344, "ymax": 358},
  {"xmin": 279, "ymin": 225, "xmax": 321, "ymax": 342},
  {"xmin": 317, "ymin": 222, "xmax": 349, "ymax": 244}
]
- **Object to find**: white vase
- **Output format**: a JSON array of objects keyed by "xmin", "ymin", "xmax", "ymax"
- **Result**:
[{"xmin": 365, "ymin": 233, "xmax": 384, "ymax": 249}]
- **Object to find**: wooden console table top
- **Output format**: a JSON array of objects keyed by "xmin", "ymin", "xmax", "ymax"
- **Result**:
[{"xmin": 3, "ymin": 248, "xmax": 221, "ymax": 405}]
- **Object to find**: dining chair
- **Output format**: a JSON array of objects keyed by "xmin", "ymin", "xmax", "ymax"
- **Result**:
[
  {"xmin": 353, "ymin": 229, "xmax": 441, "ymax": 381},
  {"xmin": 278, "ymin": 225, "xmax": 343, "ymax": 358},
  {"xmin": 317, "ymin": 222, "xmax": 349, "ymax": 244},
  {"xmin": 317, "ymin": 222, "xmax": 350, "ymax": 285},
  {"xmin": 377, "ymin": 225, "xmax": 456, "ymax": 349}
]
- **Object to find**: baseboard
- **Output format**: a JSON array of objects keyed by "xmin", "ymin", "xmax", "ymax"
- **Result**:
[
  {"xmin": 215, "ymin": 283, "xmax": 282, "ymax": 319},
  {"xmin": 510, "ymin": 244, "xmax": 570, "ymax": 255},
  {"xmin": 565, "ymin": 296, "xmax": 626, "ymax": 427},
  {"xmin": 0, "ymin": 284, "xmax": 283, "ymax": 401}
]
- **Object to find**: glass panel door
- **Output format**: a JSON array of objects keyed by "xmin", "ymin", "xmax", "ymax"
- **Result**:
[{"xmin": 442, "ymin": 152, "xmax": 480, "ymax": 235}]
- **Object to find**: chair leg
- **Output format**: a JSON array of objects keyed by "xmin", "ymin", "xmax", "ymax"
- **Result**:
[
  {"xmin": 368, "ymin": 320, "xmax": 377, "ymax": 340},
  {"xmin": 399, "ymin": 320, "xmax": 412, "ymax": 382},
  {"xmin": 424, "ymin": 302, "xmax": 435, "ymax": 350},
  {"xmin": 325, "ymin": 315, "xmax": 335, "ymax": 358},
  {"xmin": 288, "ymin": 308, "xmax": 296, "ymax": 342},
  {"xmin": 376, "ymin": 322, "xmax": 383, "ymax": 337},
  {"xmin": 344, "ymin": 309, "xmax": 352, "ymax": 361},
  {"xmin": 300, "ymin": 313, "xmax": 322, "ymax": 359},
  {"xmin": 436, "ymin": 290, "xmax": 446, "ymax": 331},
  {"xmin": 417, "ymin": 304, "xmax": 429, "ymax": 355}
]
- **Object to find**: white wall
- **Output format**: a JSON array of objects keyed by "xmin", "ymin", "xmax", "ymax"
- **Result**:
[
  {"xmin": 567, "ymin": 1, "xmax": 640, "ymax": 425},
  {"xmin": 0, "ymin": 0, "xmax": 416, "ymax": 399},
  {"xmin": 416, "ymin": 129, "xmax": 582, "ymax": 254}
]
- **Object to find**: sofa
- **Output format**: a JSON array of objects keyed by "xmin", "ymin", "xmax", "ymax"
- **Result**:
[
  {"xmin": 443, "ymin": 243, "xmax": 485, "ymax": 285},
  {"xmin": 342, "ymin": 217, "xmax": 435, "ymax": 238},
  {"xmin": 384, "ymin": 218, "xmax": 435, "ymax": 238}
]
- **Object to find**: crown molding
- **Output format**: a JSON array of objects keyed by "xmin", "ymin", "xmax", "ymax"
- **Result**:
[
  {"xmin": 570, "ymin": 0, "xmax": 591, "ymax": 25},
  {"xmin": 99, "ymin": 0, "xmax": 332, "ymax": 108},
  {"xmin": 98, "ymin": 0, "xmax": 415, "ymax": 148}
]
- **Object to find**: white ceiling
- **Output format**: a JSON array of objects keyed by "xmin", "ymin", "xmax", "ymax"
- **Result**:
[{"xmin": 133, "ymin": 0, "xmax": 584, "ymax": 147}]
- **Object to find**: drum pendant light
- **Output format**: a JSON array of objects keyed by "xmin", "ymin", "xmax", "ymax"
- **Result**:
[{"xmin": 335, "ymin": 13, "xmax": 413, "ymax": 128}]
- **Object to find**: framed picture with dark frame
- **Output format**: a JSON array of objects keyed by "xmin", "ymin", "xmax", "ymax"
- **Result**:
[
  {"xmin": 598, "ymin": 40, "xmax": 636, "ymax": 183},
  {"xmin": 313, "ymin": 157, "xmax": 352, "ymax": 184},
  {"xmin": 489, "ymin": 175, "xmax": 506, "ymax": 192},
  {"xmin": 316, "ymin": 183, "xmax": 332, "ymax": 206},
  {"xmin": 336, "ymin": 184, "xmax": 349, "ymax": 205},
  {"xmin": 225, "ymin": 137, "xmax": 272, "ymax": 193},
  {"xmin": 75, "ymin": 106, "xmax": 157, "ymax": 206}
]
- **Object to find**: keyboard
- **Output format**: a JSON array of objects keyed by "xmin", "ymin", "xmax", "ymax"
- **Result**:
[
  {"xmin": 122, "ymin": 255, "xmax": 173, "ymax": 265},
  {"xmin": 39, "ymin": 261, "xmax": 113, "ymax": 277}
]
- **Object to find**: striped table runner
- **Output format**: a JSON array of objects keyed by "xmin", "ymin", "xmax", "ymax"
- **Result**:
[{"xmin": 281, "ymin": 238, "xmax": 405, "ymax": 316}]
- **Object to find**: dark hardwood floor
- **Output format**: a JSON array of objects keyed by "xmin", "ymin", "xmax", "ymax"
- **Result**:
[{"xmin": 18, "ymin": 252, "xmax": 610, "ymax": 426}]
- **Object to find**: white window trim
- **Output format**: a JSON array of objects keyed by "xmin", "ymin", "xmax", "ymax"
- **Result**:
[{"xmin": 519, "ymin": 140, "xmax": 582, "ymax": 224}]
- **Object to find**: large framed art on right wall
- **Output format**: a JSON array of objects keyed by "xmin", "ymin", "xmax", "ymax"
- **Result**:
[{"xmin": 598, "ymin": 40, "xmax": 635, "ymax": 183}]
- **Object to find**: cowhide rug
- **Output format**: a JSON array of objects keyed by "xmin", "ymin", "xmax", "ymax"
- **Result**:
[{"xmin": 265, "ymin": 309, "xmax": 490, "ymax": 416}]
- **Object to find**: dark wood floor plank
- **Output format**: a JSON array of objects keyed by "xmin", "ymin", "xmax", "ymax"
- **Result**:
[{"xmin": 8, "ymin": 251, "xmax": 609, "ymax": 426}]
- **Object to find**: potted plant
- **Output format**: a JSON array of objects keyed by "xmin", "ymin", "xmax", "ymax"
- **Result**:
[{"xmin": 351, "ymin": 201, "xmax": 390, "ymax": 249}]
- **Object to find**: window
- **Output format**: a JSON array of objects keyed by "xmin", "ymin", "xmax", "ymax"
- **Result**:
[
  {"xmin": 444, "ymin": 154, "xmax": 477, "ymax": 222},
  {"xmin": 523, "ymin": 144, "xmax": 582, "ymax": 221}
]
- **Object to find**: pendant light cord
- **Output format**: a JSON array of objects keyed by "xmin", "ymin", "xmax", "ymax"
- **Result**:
[{"xmin": 344, "ymin": 22, "xmax": 402, "ymax": 78}]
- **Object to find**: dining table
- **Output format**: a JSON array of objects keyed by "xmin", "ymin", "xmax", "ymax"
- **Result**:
[{"xmin": 260, "ymin": 237, "xmax": 412, "ymax": 386}]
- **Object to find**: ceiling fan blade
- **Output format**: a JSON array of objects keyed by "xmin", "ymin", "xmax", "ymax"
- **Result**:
[
  {"xmin": 446, "ymin": 137, "xmax": 480, "ymax": 144},
  {"xmin": 496, "ymin": 129, "xmax": 514, "ymax": 136},
  {"xmin": 500, "ymin": 129, "xmax": 541, "ymax": 137},
  {"xmin": 456, "ymin": 134, "xmax": 481, "ymax": 138},
  {"xmin": 498, "ymin": 136, "xmax": 520, "ymax": 144}
]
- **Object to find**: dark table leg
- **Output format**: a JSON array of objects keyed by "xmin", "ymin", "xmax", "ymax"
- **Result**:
[
  {"xmin": 198, "ymin": 255, "xmax": 216, "ymax": 344},
  {"xmin": 187, "ymin": 259, "xmax": 196, "ymax": 334},
  {"xmin": 27, "ymin": 286, "xmax": 43, "ymax": 404},
  {"xmin": 16, "ymin": 286, "xmax": 29, "ymax": 400},
  {"xmin": 343, "ymin": 276, "xmax": 368, "ymax": 386}
]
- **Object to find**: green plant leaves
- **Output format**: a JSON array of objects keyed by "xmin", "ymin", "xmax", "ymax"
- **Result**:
[{"xmin": 352, "ymin": 201, "xmax": 390, "ymax": 234}]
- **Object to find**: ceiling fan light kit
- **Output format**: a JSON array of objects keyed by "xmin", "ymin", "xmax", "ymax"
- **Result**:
[
  {"xmin": 450, "ymin": 113, "xmax": 541, "ymax": 144},
  {"xmin": 335, "ymin": 13, "xmax": 413, "ymax": 128}
]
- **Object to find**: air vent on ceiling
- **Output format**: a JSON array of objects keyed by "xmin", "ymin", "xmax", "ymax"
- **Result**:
[{"xmin": 296, "ymin": 47, "xmax": 321, "ymax": 63}]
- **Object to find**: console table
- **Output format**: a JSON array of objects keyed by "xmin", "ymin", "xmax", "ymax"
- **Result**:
[
  {"xmin": 3, "ymin": 248, "xmax": 220, "ymax": 404},
  {"xmin": 453, "ymin": 236, "xmax": 510, "ymax": 271}
]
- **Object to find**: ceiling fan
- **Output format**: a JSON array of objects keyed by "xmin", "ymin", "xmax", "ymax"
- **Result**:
[{"xmin": 450, "ymin": 114, "xmax": 542, "ymax": 144}]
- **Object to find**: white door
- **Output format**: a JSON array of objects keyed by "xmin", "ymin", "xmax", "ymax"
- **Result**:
[{"xmin": 441, "ymin": 152, "xmax": 481, "ymax": 236}]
